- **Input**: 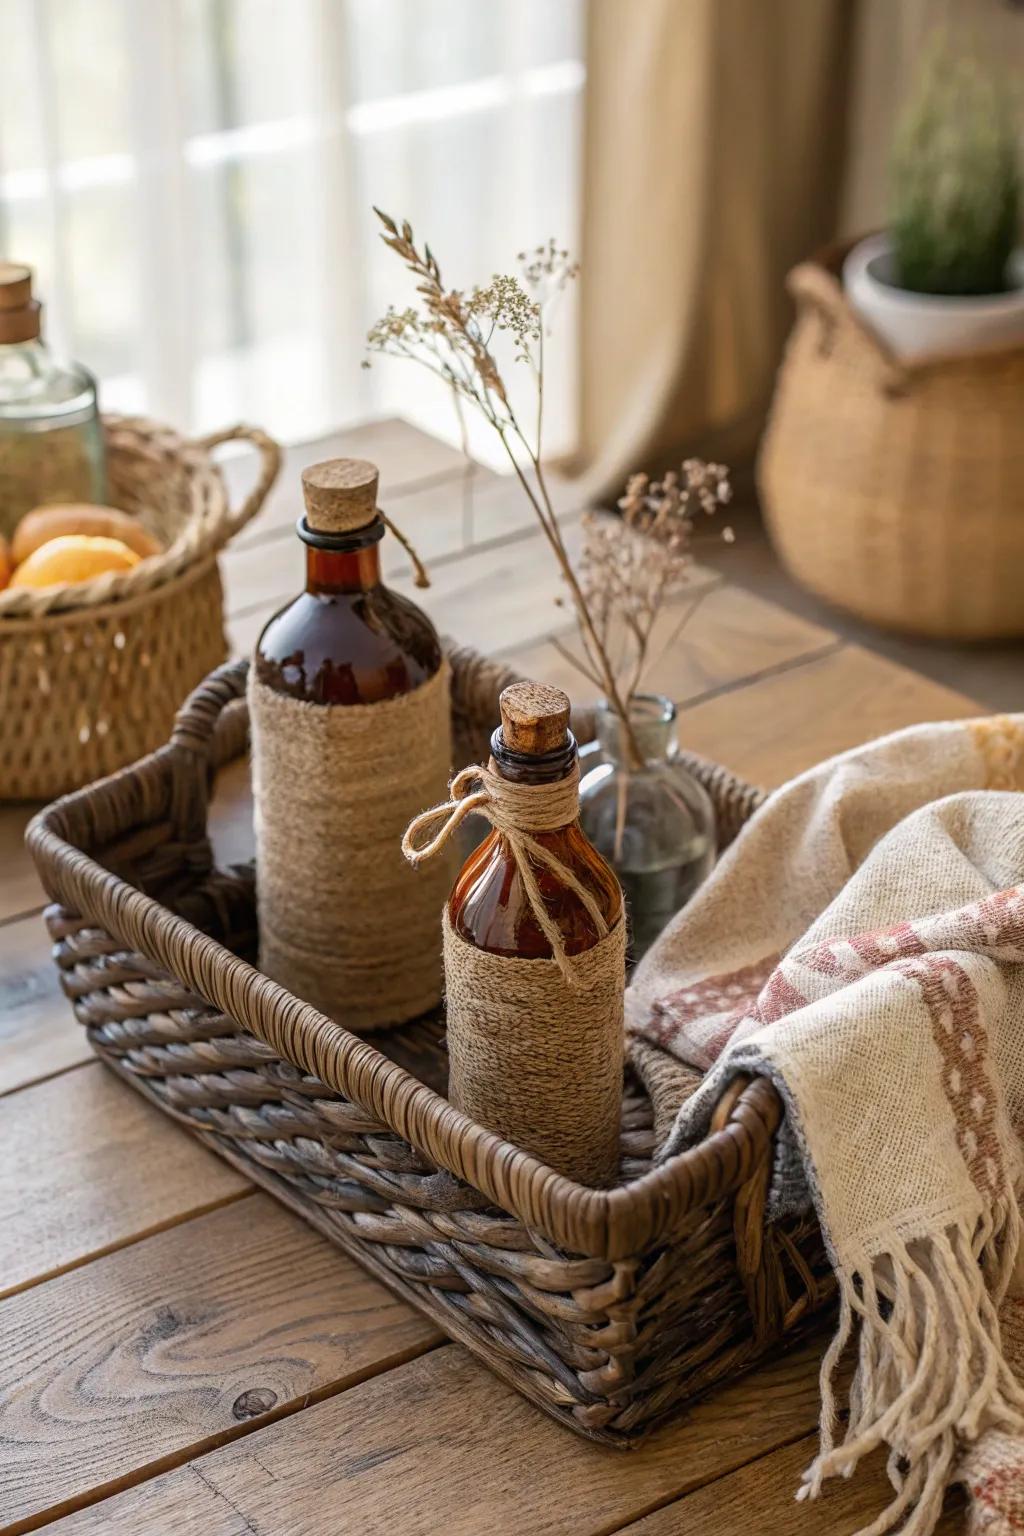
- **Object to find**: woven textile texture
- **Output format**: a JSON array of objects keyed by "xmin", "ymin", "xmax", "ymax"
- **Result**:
[{"xmin": 628, "ymin": 714, "xmax": 1024, "ymax": 1535}]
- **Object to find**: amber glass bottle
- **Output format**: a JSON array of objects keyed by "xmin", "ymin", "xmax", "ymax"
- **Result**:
[
  {"xmin": 250, "ymin": 456, "xmax": 450, "ymax": 1034},
  {"xmin": 255, "ymin": 457, "xmax": 440, "ymax": 704},
  {"xmin": 449, "ymin": 682, "xmax": 622, "ymax": 956}
]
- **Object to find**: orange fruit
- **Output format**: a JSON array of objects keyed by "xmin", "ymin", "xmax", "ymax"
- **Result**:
[
  {"xmin": 10, "ymin": 534, "xmax": 141, "ymax": 589},
  {"xmin": 11, "ymin": 503, "xmax": 162, "ymax": 566}
]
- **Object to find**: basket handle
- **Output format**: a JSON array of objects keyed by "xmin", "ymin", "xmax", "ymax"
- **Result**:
[
  {"xmin": 193, "ymin": 424, "xmax": 283, "ymax": 543},
  {"xmin": 786, "ymin": 262, "xmax": 911, "ymax": 397},
  {"xmin": 171, "ymin": 655, "xmax": 250, "ymax": 754}
]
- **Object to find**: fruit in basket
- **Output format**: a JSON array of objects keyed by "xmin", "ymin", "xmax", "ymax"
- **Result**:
[
  {"xmin": 10, "ymin": 534, "xmax": 141, "ymax": 589},
  {"xmin": 11, "ymin": 503, "xmax": 162, "ymax": 566},
  {"xmin": 0, "ymin": 535, "xmax": 10, "ymax": 589}
]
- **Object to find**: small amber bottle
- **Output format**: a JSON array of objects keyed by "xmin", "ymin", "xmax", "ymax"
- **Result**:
[
  {"xmin": 250, "ymin": 457, "xmax": 452, "ymax": 1032},
  {"xmin": 450, "ymin": 683, "xmax": 622, "ymax": 955},
  {"xmin": 444, "ymin": 682, "xmax": 626, "ymax": 1186}
]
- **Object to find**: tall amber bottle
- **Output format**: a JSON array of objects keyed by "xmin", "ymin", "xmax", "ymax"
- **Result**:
[
  {"xmin": 443, "ymin": 682, "xmax": 626, "ymax": 1186},
  {"xmin": 250, "ymin": 458, "xmax": 453, "ymax": 1031}
]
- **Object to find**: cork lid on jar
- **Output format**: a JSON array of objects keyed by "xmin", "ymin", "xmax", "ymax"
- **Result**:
[
  {"xmin": 301, "ymin": 458, "xmax": 380, "ymax": 535},
  {"xmin": 499, "ymin": 681, "xmax": 571, "ymax": 755},
  {"xmin": 0, "ymin": 264, "xmax": 41, "ymax": 344}
]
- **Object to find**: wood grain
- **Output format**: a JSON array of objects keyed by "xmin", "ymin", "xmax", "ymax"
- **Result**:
[
  {"xmin": 616, "ymin": 1432, "xmax": 965, "ymax": 1535},
  {"xmin": 0, "ymin": 911, "xmax": 89, "ymax": 1096},
  {"xmin": 679, "ymin": 643, "xmax": 980, "ymax": 789},
  {"xmin": 44, "ymin": 1465, "xmax": 250, "ymax": 1535},
  {"xmin": 224, "ymin": 475, "xmax": 580, "ymax": 657},
  {"xmin": 53, "ymin": 1338, "xmax": 833, "ymax": 1536},
  {"xmin": 224, "ymin": 416, "xmax": 491, "ymax": 552},
  {"xmin": 0, "ymin": 1195, "xmax": 440, "ymax": 1534},
  {"xmin": 0, "ymin": 804, "xmax": 44, "ymax": 924},
  {"xmin": 508, "ymin": 581, "xmax": 836, "ymax": 711},
  {"xmin": 0, "ymin": 1065, "xmax": 248, "ymax": 1298}
]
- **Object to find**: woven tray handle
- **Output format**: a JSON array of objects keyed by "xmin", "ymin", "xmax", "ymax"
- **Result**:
[
  {"xmin": 193, "ymin": 425, "xmax": 283, "ymax": 545},
  {"xmin": 171, "ymin": 654, "xmax": 250, "ymax": 760}
]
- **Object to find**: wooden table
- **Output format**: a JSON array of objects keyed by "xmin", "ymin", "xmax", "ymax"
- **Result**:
[{"xmin": 0, "ymin": 420, "xmax": 978, "ymax": 1535}]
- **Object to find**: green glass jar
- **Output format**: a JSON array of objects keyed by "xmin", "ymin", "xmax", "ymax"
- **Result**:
[{"xmin": 0, "ymin": 263, "xmax": 107, "ymax": 537}]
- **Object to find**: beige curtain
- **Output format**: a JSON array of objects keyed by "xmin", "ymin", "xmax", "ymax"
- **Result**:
[{"xmin": 575, "ymin": 0, "xmax": 1023, "ymax": 501}]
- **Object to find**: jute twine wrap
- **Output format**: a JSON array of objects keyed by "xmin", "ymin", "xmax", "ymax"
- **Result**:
[
  {"xmin": 405, "ymin": 758, "xmax": 626, "ymax": 1187},
  {"xmin": 249, "ymin": 662, "xmax": 453, "ymax": 1033}
]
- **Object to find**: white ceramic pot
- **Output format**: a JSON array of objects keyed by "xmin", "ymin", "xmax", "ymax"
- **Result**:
[{"xmin": 843, "ymin": 232, "xmax": 1024, "ymax": 360}]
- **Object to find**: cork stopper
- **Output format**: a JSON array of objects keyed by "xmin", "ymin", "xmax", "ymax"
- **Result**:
[
  {"xmin": 499, "ymin": 681, "xmax": 571, "ymax": 755},
  {"xmin": 301, "ymin": 458, "xmax": 379, "ymax": 535},
  {"xmin": 0, "ymin": 264, "xmax": 41, "ymax": 344}
]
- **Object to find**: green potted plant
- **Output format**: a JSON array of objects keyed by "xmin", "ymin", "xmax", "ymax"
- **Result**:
[{"xmin": 844, "ymin": 44, "xmax": 1023, "ymax": 358}]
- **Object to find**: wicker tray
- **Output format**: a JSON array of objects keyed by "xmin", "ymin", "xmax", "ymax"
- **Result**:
[{"xmin": 27, "ymin": 645, "xmax": 833, "ymax": 1446}]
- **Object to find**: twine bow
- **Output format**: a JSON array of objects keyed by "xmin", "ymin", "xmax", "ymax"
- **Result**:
[{"xmin": 403, "ymin": 759, "xmax": 611, "ymax": 985}]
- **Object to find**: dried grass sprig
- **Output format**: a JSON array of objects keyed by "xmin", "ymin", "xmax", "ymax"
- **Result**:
[
  {"xmin": 367, "ymin": 212, "xmax": 733, "ymax": 765},
  {"xmin": 580, "ymin": 461, "xmax": 734, "ymax": 704},
  {"xmin": 367, "ymin": 209, "xmax": 642, "ymax": 760}
]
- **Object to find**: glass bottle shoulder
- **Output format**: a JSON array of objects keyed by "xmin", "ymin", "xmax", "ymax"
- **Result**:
[
  {"xmin": 0, "ymin": 340, "xmax": 99, "ymax": 421},
  {"xmin": 449, "ymin": 820, "xmax": 622, "ymax": 959},
  {"xmin": 255, "ymin": 582, "xmax": 442, "ymax": 706}
]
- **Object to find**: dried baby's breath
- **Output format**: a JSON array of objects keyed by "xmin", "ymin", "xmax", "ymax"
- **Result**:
[
  {"xmin": 369, "ymin": 211, "xmax": 730, "ymax": 765},
  {"xmin": 580, "ymin": 459, "xmax": 734, "ymax": 703}
]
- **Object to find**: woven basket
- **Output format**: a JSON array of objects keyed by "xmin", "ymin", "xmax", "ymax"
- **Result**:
[
  {"xmin": 758, "ymin": 250, "xmax": 1024, "ymax": 639},
  {"xmin": 27, "ymin": 645, "xmax": 833, "ymax": 1446},
  {"xmin": 0, "ymin": 415, "xmax": 280, "ymax": 800}
]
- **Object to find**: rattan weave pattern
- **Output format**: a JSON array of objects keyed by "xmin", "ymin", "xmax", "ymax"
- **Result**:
[
  {"xmin": 0, "ymin": 416, "xmax": 279, "ymax": 800},
  {"xmin": 28, "ymin": 645, "xmax": 832, "ymax": 1444},
  {"xmin": 759, "ymin": 248, "xmax": 1024, "ymax": 640}
]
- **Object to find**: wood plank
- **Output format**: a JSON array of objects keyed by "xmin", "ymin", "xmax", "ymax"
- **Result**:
[
  {"xmin": 0, "ymin": 1196, "xmax": 440, "ymax": 1534},
  {"xmin": 42, "ymin": 1466, "xmax": 250, "ymax": 1535},
  {"xmin": 222, "ymin": 471, "xmax": 576, "ymax": 651},
  {"xmin": 507, "ymin": 581, "xmax": 836, "ymax": 709},
  {"xmin": 0, "ymin": 804, "xmax": 44, "ymax": 924},
  {"xmin": 221, "ymin": 416, "xmax": 491, "ymax": 552},
  {"xmin": 678, "ymin": 643, "xmax": 981, "ymax": 790},
  {"xmin": 0, "ymin": 910, "xmax": 89, "ymax": 1096},
  {"xmin": 615, "ymin": 1432, "xmax": 965, "ymax": 1535},
  {"xmin": 227, "ymin": 514, "xmax": 585, "ymax": 662},
  {"xmin": 53, "ymin": 1337, "xmax": 833, "ymax": 1536},
  {"xmin": 0, "ymin": 1064, "xmax": 249, "ymax": 1299}
]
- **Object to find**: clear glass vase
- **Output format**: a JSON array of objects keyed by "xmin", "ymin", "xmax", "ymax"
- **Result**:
[{"xmin": 578, "ymin": 696, "xmax": 716, "ymax": 962}]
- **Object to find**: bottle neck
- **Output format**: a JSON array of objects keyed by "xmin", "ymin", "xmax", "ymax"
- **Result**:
[
  {"xmin": 299, "ymin": 513, "xmax": 384, "ymax": 595},
  {"xmin": 305, "ymin": 542, "xmax": 381, "ymax": 595},
  {"xmin": 490, "ymin": 727, "xmax": 580, "ymax": 835},
  {"xmin": 596, "ymin": 694, "xmax": 677, "ymax": 767}
]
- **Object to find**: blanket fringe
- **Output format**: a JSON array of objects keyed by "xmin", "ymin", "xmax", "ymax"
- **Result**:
[{"xmin": 798, "ymin": 1197, "xmax": 1024, "ymax": 1536}]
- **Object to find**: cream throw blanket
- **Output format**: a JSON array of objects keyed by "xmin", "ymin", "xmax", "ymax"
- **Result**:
[{"xmin": 627, "ymin": 716, "xmax": 1024, "ymax": 1536}]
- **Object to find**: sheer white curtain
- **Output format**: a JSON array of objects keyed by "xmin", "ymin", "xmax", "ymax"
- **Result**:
[{"xmin": 0, "ymin": 0, "xmax": 584, "ymax": 456}]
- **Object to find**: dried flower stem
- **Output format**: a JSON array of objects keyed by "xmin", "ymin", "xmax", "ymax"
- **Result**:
[{"xmin": 367, "ymin": 211, "xmax": 645, "ymax": 765}]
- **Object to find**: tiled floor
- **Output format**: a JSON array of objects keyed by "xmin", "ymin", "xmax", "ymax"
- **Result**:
[{"xmin": 707, "ymin": 505, "xmax": 1024, "ymax": 715}]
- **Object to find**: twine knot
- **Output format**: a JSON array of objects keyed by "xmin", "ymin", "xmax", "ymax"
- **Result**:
[{"xmin": 403, "ymin": 758, "xmax": 611, "ymax": 985}]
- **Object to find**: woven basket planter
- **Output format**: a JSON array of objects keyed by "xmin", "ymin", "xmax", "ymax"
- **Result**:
[
  {"xmin": 27, "ymin": 645, "xmax": 833, "ymax": 1446},
  {"xmin": 758, "ymin": 251, "xmax": 1024, "ymax": 640},
  {"xmin": 0, "ymin": 415, "xmax": 280, "ymax": 800}
]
